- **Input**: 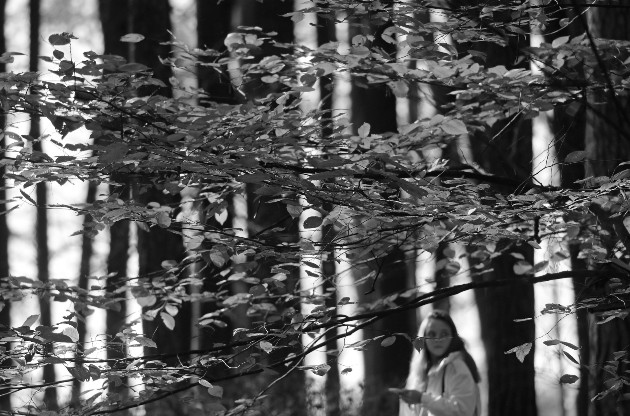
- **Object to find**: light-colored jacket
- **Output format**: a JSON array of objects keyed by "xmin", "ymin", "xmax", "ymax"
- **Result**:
[{"xmin": 399, "ymin": 352, "xmax": 480, "ymax": 416}]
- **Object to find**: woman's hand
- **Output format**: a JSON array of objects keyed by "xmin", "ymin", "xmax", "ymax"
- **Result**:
[{"xmin": 399, "ymin": 389, "xmax": 423, "ymax": 404}]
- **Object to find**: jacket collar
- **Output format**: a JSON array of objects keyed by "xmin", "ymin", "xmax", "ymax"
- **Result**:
[{"xmin": 428, "ymin": 351, "xmax": 463, "ymax": 375}]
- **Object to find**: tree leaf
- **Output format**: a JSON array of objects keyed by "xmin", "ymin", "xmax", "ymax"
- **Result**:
[
  {"xmin": 505, "ymin": 342, "xmax": 532, "ymax": 363},
  {"xmin": 513, "ymin": 260, "xmax": 533, "ymax": 275},
  {"xmin": 156, "ymin": 211, "xmax": 171, "ymax": 228},
  {"xmin": 564, "ymin": 150, "xmax": 588, "ymax": 163},
  {"xmin": 214, "ymin": 208, "xmax": 228, "ymax": 225},
  {"xmin": 441, "ymin": 119, "xmax": 468, "ymax": 135},
  {"xmin": 380, "ymin": 336, "xmax": 396, "ymax": 347},
  {"xmin": 120, "ymin": 33, "xmax": 145, "ymax": 43},
  {"xmin": 260, "ymin": 341, "xmax": 273, "ymax": 354},
  {"xmin": 99, "ymin": 142, "xmax": 129, "ymax": 165},
  {"xmin": 161, "ymin": 312, "xmax": 176, "ymax": 330},
  {"xmin": 88, "ymin": 364, "xmax": 101, "ymax": 380},
  {"xmin": 563, "ymin": 351, "xmax": 579, "ymax": 364},
  {"xmin": 135, "ymin": 336, "xmax": 157, "ymax": 348},
  {"xmin": 19, "ymin": 189, "xmax": 37, "ymax": 206},
  {"xmin": 119, "ymin": 63, "xmax": 150, "ymax": 72},
  {"xmin": 136, "ymin": 295, "xmax": 157, "ymax": 307},
  {"xmin": 209, "ymin": 250, "xmax": 226, "ymax": 267},
  {"xmin": 164, "ymin": 303, "xmax": 179, "ymax": 316},
  {"xmin": 40, "ymin": 331, "xmax": 73, "ymax": 344},
  {"xmin": 358, "ymin": 123, "xmax": 370, "ymax": 139},
  {"xmin": 286, "ymin": 204, "xmax": 302, "ymax": 218},
  {"xmin": 310, "ymin": 364, "xmax": 331, "ymax": 376},
  {"xmin": 552, "ymin": 36, "xmax": 570, "ymax": 48},
  {"xmin": 413, "ymin": 337, "xmax": 424, "ymax": 352},
  {"xmin": 21, "ymin": 315, "xmax": 39, "ymax": 328},
  {"xmin": 527, "ymin": 241, "xmax": 541, "ymax": 249},
  {"xmin": 208, "ymin": 385, "xmax": 224, "ymax": 398},
  {"xmin": 560, "ymin": 341, "xmax": 579, "ymax": 350},
  {"xmin": 62, "ymin": 326, "xmax": 80, "ymax": 343},
  {"xmin": 559, "ymin": 374, "xmax": 579, "ymax": 384},
  {"xmin": 303, "ymin": 216, "xmax": 323, "ymax": 229},
  {"xmin": 338, "ymin": 297, "xmax": 352, "ymax": 306},
  {"xmin": 49, "ymin": 33, "xmax": 73, "ymax": 46}
]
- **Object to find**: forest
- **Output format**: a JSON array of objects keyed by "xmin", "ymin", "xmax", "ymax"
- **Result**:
[{"xmin": 1, "ymin": 0, "xmax": 630, "ymax": 415}]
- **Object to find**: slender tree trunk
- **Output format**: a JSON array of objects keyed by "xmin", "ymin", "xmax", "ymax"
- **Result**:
[
  {"xmin": 294, "ymin": 5, "xmax": 328, "ymax": 414},
  {"xmin": 104, "ymin": 182, "xmax": 130, "ymax": 409},
  {"xmin": 98, "ymin": 2, "xmax": 132, "ymax": 407},
  {"xmin": 0, "ymin": 135, "xmax": 9, "ymax": 415},
  {"xmin": 552, "ymin": 5, "xmax": 589, "ymax": 414},
  {"xmin": 312, "ymin": 10, "xmax": 341, "ymax": 416},
  {"xmin": 30, "ymin": 0, "xmax": 57, "ymax": 409},
  {"xmin": 0, "ymin": 0, "xmax": 10, "ymax": 411},
  {"xmin": 299, "ymin": 202, "xmax": 327, "ymax": 416},
  {"xmin": 71, "ymin": 182, "xmax": 97, "ymax": 408},
  {"xmin": 335, "ymin": 247, "xmax": 365, "ymax": 416}
]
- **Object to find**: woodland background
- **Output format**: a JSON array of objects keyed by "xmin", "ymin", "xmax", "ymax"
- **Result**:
[{"xmin": 0, "ymin": 1, "xmax": 629, "ymax": 416}]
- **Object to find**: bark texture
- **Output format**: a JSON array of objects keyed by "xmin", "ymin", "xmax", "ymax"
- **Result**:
[{"xmin": 582, "ymin": 3, "xmax": 630, "ymax": 415}]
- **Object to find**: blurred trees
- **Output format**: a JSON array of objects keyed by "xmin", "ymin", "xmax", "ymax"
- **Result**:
[{"xmin": 3, "ymin": 2, "xmax": 630, "ymax": 416}]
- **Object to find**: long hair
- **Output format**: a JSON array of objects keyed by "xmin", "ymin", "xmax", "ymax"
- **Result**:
[{"xmin": 405, "ymin": 310, "xmax": 480, "ymax": 390}]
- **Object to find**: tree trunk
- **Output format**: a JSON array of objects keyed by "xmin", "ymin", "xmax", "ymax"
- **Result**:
[
  {"xmin": 98, "ymin": 3, "xmax": 184, "ymax": 414},
  {"xmin": 30, "ymin": 0, "xmax": 57, "ymax": 409},
  {"xmin": 474, "ymin": 248, "xmax": 537, "ymax": 416},
  {"xmin": 71, "ymin": 182, "xmax": 97, "ymax": 408},
  {"xmin": 99, "ymin": 0, "xmax": 172, "ymax": 94},
  {"xmin": 553, "ymin": 5, "xmax": 589, "ymax": 414},
  {"xmin": 466, "ymin": 35, "xmax": 538, "ymax": 416},
  {"xmin": 196, "ymin": 0, "xmax": 238, "ymax": 103},
  {"xmin": 470, "ymin": 145, "xmax": 537, "ymax": 416},
  {"xmin": 580, "ymin": 4, "xmax": 630, "ymax": 415},
  {"xmin": 0, "ymin": 0, "xmax": 9, "ymax": 412}
]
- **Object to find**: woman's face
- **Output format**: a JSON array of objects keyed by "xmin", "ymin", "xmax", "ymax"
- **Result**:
[{"xmin": 424, "ymin": 318, "xmax": 453, "ymax": 359}]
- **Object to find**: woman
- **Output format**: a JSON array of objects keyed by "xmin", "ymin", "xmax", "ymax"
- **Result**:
[{"xmin": 398, "ymin": 310, "xmax": 481, "ymax": 416}]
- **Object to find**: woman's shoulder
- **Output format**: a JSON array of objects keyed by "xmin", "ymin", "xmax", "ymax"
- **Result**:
[
  {"xmin": 442, "ymin": 351, "xmax": 464, "ymax": 366},
  {"xmin": 443, "ymin": 352, "xmax": 473, "ymax": 377}
]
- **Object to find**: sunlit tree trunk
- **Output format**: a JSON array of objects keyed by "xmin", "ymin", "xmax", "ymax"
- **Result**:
[
  {"xmin": 330, "ymin": 15, "xmax": 365, "ymax": 416},
  {"xmin": 295, "ymin": 3, "xmax": 327, "ymax": 415},
  {"xmin": 335, "ymin": 247, "xmax": 365, "ymax": 416},
  {"xmin": 529, "ymin": 5, "xmax": 579, "ymax": 415},
  {"xmin": 551, "ymin": 5, "xmax": 589, "ymax": 414},
  {"xmin": 313, "ymin": 10, "xmax": 341, "ymax": 416},
  {"xmin": 299, "ymin": 203, "xmax": 327, "ymax": 416}
]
